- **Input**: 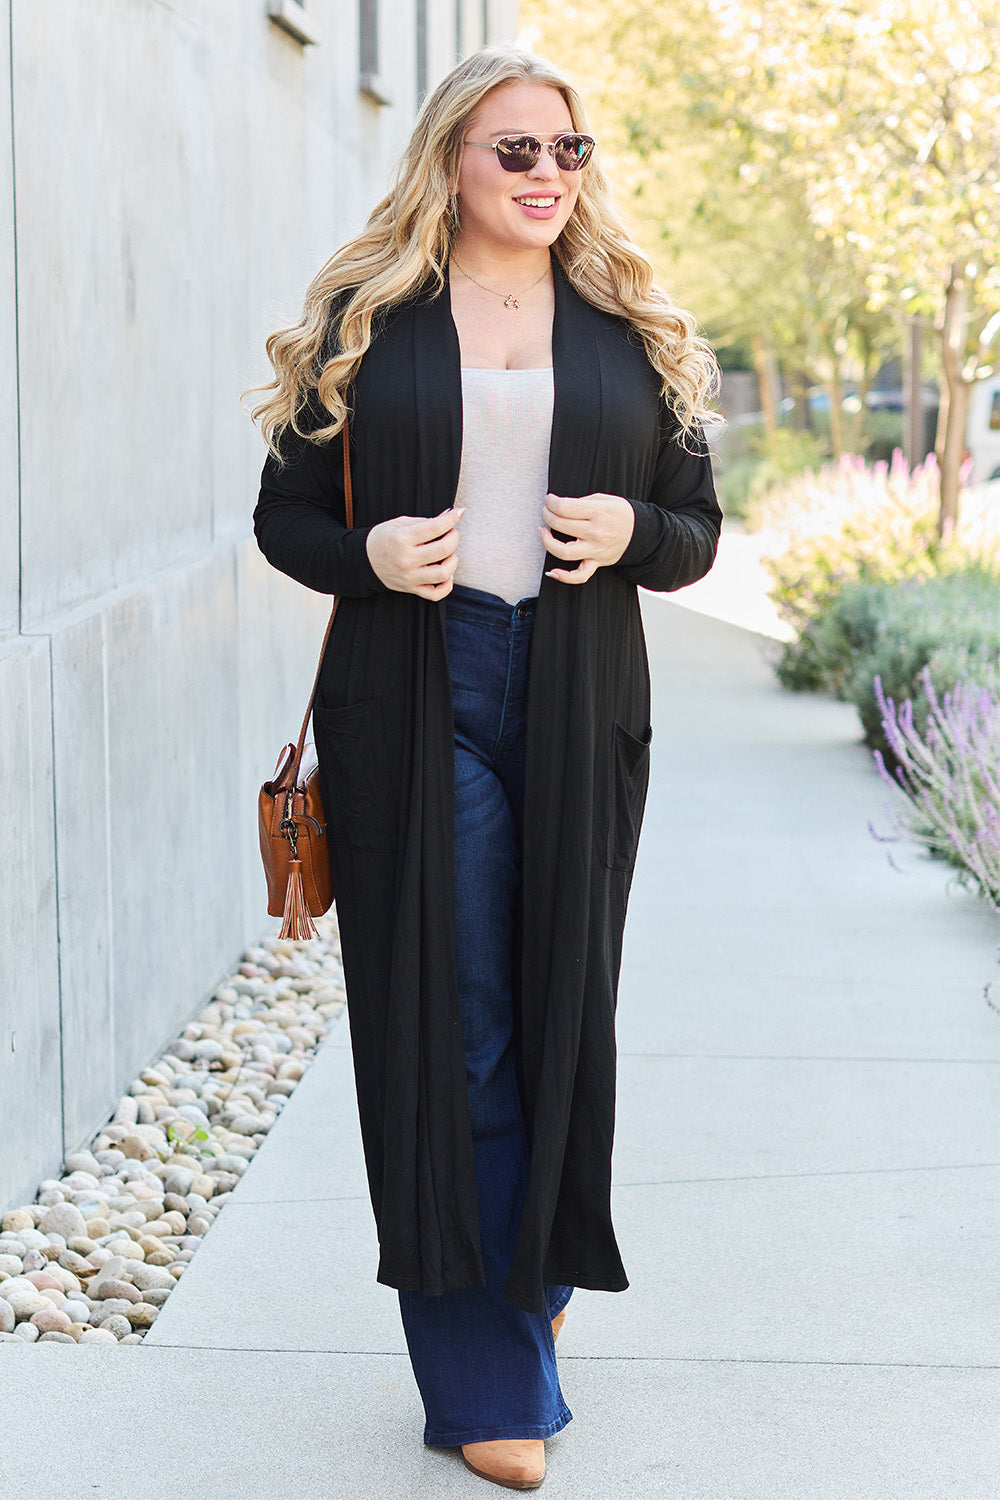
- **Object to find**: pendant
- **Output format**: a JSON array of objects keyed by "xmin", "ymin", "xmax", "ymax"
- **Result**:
[{"xmin": 503, "ymin": 294, "xmax": 519, "ymax": 310}]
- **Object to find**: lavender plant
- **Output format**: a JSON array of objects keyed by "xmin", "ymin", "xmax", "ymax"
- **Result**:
[{"xmin": 873, "ymin": 669, "xmax": 1000, "ymax": 913}]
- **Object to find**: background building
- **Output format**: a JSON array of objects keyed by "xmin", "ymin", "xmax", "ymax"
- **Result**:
[{"xmin": 0, "ymin": 0, "xmax": 518, "ymax": 1209}]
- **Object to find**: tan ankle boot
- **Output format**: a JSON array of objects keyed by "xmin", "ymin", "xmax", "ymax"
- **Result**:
[{"xmin": 461, "ymin": 1438, "xmax": 546, "ymax": 1490}]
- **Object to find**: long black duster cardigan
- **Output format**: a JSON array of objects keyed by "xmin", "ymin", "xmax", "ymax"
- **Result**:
[{"xmin": 254, "ymin": 259, "xmax": 722, "ymax": 1313}]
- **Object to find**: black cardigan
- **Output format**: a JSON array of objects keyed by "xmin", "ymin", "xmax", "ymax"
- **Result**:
[{"xmin": 254, "ymin": 260, "xmax": 722, "ymax": 1312}]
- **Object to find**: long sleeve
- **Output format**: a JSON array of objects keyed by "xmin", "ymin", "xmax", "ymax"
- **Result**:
[
  {"xmin": 615, "ymin": 404, "xmax": 723, "ymax": 593},
  {"xmin": 253, "ymin": 392, "xmax": 389, "ymax": 598}
]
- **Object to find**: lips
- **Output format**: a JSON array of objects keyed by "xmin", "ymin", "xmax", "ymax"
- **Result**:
[{"xmin": 513, "ymin": 195, "xmax": 561, "ymax": 219}]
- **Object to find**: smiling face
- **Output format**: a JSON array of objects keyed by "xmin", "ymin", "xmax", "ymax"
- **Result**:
[{"xmin": 453, "ymin": 81, "xmax": 582, "ymax": 260}]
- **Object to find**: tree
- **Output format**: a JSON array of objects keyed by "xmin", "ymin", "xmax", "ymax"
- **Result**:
[
  {"xmin": 523, "ymin": 0, "xmax": 1000, "ymax": 533},
  {"xmin": 522, "ymin": 0, "xmax": 898, "ymax": 458},
  {"xmin": 722, "ymin": 0, "xmax": 1000, "ymax": 536}
]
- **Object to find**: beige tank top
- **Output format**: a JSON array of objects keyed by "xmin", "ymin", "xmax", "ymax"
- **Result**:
[{"xmin": 453, "ymin": 367, "xmax": 554, "ymax": 605}]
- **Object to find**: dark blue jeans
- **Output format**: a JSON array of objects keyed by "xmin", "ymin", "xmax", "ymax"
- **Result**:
[{"xmin": 398, "ymin": 584, "xmax": 573, "ymax": 1447}]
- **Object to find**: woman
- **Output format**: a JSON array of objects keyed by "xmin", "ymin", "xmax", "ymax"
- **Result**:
[{"xmin": 252, "ymin": 45, "xmax": 721, "ymax": 1491}]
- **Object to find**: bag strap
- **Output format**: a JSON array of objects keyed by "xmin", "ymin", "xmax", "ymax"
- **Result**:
[{"xmin": 289, "ymin": 419, "xmax": 354, "ymax": 787}]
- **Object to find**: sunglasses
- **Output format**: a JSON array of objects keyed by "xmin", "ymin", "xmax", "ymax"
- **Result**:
[{"xmin": 464, "ymin": 133, "xmax": 596, "ymax": 173}]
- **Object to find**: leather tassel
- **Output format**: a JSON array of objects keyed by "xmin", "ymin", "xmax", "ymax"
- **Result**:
[{"xmin": 279, "ymin": 859, "xmax": 319, "ymax": 941}]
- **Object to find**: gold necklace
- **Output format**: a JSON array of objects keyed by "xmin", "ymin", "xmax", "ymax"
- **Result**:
[{"xmin": 450, "ymin": 257, "xmax": 550, "ymax": 310}]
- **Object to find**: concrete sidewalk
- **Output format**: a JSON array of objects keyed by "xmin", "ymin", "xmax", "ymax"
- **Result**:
[{"xmin": 3, "ymin": 590, "xmax": 998, "ymax": 1499}]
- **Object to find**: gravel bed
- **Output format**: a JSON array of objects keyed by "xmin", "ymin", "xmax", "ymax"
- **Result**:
[{"xmin": 0, "ymin": 918, "xmax": 344, "ymax": 1345}]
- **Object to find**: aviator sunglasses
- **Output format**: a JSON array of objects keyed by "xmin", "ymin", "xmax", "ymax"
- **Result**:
[{"xmin": 464, "ymin": 132, "xmax": 596, "ymax": 173}]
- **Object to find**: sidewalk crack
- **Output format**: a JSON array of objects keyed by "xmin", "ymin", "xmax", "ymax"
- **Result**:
[{"xmin": 614, "ymin": 1162, "xmax": 1000, "ymax": 1187}]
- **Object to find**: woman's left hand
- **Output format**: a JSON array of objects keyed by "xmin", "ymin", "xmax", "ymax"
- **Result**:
[{"xmin": 540, "ymin": 492, "xmax": 636, "ymax": 585}]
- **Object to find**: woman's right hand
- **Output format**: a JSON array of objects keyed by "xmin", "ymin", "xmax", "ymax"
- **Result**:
[{"xmin": 365, "ymin": 507, "xmax": 463, "ymax": 600}]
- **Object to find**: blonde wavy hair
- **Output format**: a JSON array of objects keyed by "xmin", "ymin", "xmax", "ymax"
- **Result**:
[{"xmin": 250, "ymin": 45, "xmax": 720, "ymax": 456}]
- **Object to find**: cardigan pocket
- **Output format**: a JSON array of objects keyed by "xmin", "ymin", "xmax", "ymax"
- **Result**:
[
  {"xmin": 313, "ymin": 698, "xmax": 394, "ymax": 851},
  {"xmin": 606, "ymin": 721, "xmax": 652, "ymax": 871}
]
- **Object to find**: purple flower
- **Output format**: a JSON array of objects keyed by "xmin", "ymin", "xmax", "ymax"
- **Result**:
[{"xmin": 871, "ymin": 670, "xmax": 1000, "ymax": 914}]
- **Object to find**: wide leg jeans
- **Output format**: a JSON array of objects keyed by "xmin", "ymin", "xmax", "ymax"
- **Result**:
[{"xmin": 398, "ymin": 583, "xmax": 573, "ymax": 1447}]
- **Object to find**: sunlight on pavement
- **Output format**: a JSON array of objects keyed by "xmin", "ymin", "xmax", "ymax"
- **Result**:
[{"xmin": 646, "ymin": 526, "xmax": 794, "ymax": 641}]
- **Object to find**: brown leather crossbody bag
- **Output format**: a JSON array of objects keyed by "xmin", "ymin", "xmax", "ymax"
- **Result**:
[{"xmin": 257, "ymin": 420, "xmax": 353, "ymax": 940}]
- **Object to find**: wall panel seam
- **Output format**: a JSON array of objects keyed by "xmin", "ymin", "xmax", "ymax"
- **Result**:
[
  {"xmin": 42, "ymin": 631, "xmax": 68, "ymax": 1156},
  {"xmin": 18, "ymin": 536, "xmax": 249, "ymax": 639},
  {"xmin": 8, "ymin": 0, "xmax": 22, "ymax": 633},
  {"xmin": 100, "ymin": 612, "xmax": 115, "ymax": 1116}
]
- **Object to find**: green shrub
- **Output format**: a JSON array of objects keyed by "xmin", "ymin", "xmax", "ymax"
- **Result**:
[
  {"xmin": 788, "ymin": 404, "xmax": 905, "ymax": 467},
  {"xmin": 716, "ymin": 424, "xmax": 829, "ymax": 520},
  {"xmin": 862, "ymin": 408, "xmax": 906, "ymax": 466},
  {"xmin": 826, "ymin": 570, "xmax": 1000, "ymax": 755},
  {"xmin": 715, "ymin": 450, "xmax": 765, "ymax": 519},
  {"xmin": 756, "ymin": 451, "xmax": 1000, "ymax": 691},
  {"xmin": 746, "ymin": 427, "xmax": 830, "ymax": 504}
]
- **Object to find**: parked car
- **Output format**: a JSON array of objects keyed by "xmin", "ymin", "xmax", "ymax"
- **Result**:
[{"xmin": 967, "ymin": 375, "xmax": 1000, "ymax": 483}]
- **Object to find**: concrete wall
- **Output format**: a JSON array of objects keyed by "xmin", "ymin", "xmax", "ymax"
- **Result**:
[{"xmin": 1, "ymin": 0, "xmax": 519, "ymax": 1209}]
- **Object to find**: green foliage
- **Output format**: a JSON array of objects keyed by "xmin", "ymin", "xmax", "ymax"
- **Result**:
[
  {"xmin": 522, "ymin": 0, "xmax": 901, "ymax": 394},
  {"xmin": 746, "ymin": 426, "xmax": 830, "ymax": 507},
  {"xmin": 717, "ymin": 423, "xmax": 828, "ymax": 519},
  {"xmin": 715, "ymin": 453, "xmax": 762, "ymax": 519},
  {"xmin": 791, "ymin": 405, "xmax": 906, "ymax": 469},
  {"xmin": 708, "ymin": 334, "xmax": 754, "ymax": 371},
  {"xmin": 757, "ymin": 452, "xmax": 1000, "ymax": 698},
  {"xmin": 522, "ymin": 0, "xmax": 1000, "ymax": 532},
  {"xmin": 822, "ymin": 570, "xmax": 1000, "ymax": 756},
  {"xmin": 759, "ymin": 453, "xmax": 943, "ymax": 686},
  {"xmin": 862, "ymin": 408, "xmax": 906, "ymax": 466},
  {"xmin": 164, "ymin": 1119, "xmax": 220, "ymax": 1159}
]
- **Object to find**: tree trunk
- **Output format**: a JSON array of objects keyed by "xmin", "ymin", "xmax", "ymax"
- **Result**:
[
  {"xmin": 826, "ymin": 365, "xmax": 843, "ymax": 461},
  {"xmin": 934, "ymin": 383, "xmax": 949, "ymax": 466},
  {"xmin": 854, "ymin": 349, "xmax": 877, "ymax": 459},
  {"xmin": 751, "ymin": 334, "xmax": 781, "ymax": 435},
  {"xmin": 939, "ymin": 379, "xmax": 971, "ymax": 541},
  {"xmin": 903, "ymin": 316, "xmax": 924, "ymax": 468},
  {"xmin": 938, "ymin": 259, "xmax": 970, "ymax": 539},
  {"xmin": 790, "ymin": 369, "xmax": 812, "ymax": 430}
]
